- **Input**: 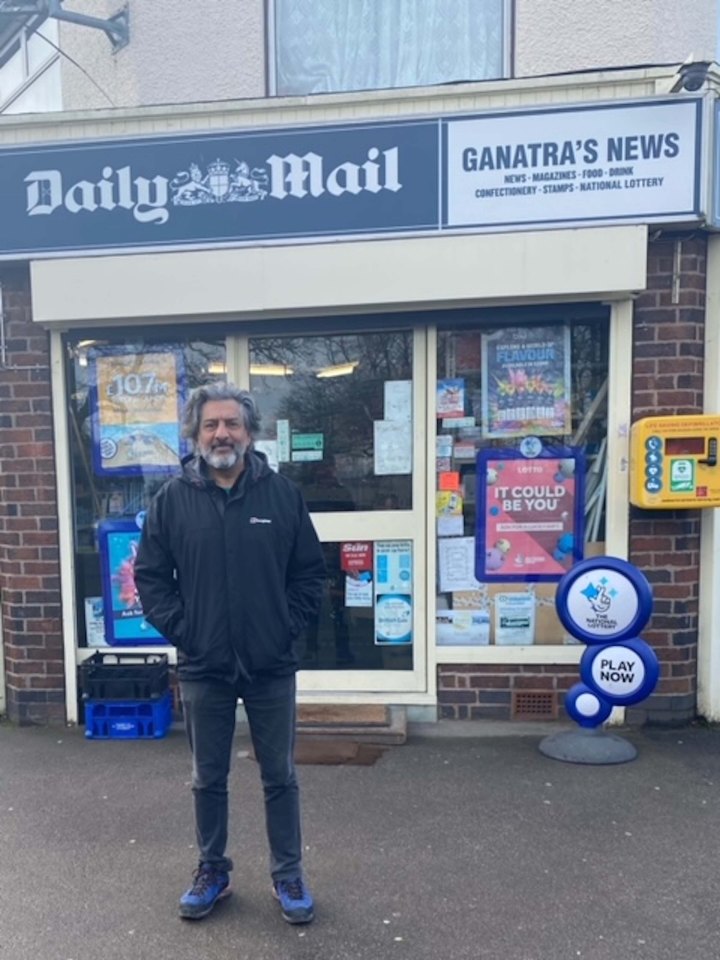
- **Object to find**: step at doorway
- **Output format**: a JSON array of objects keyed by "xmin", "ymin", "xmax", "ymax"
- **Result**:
[{"xmin": 296, "ymin": 704, "xmax": 408, "ymax": 745}]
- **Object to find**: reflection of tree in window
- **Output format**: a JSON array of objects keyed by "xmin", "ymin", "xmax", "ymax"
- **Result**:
[
  {"xmin": 252, "ymin": 333, "xmax": 412, "ymax": 460},
  {"xmin": 250, "ymin": 332, "xmax": 413, "ymax": 510}
]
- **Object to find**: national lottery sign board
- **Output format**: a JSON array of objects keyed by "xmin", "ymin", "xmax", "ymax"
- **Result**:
[{"xmin": 0, "ymin": 98, "xmax": 702, "ymax": 257}]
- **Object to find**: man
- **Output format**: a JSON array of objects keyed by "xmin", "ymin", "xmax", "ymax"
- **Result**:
[{"xmin": 134, "ymin": 382, "xmax": 325, "ymax": 925}]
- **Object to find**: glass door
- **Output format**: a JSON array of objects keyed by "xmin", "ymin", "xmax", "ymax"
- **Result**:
[{"xmin": 231, "ymin": 328, "xmax": 428, "ymax": 694}]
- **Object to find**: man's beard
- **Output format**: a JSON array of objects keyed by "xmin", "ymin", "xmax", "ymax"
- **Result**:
[{"xmin": 199, "ymin": 440, "xmax": 249, "ymax": 471}]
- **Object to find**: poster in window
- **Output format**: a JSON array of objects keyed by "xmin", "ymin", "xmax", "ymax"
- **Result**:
[
  {"xmin": 494, "ymin": 592, "xmax": 536, "ymax": 645},
  {"xmin": 374, "ymin": 541, "xmax": 413, "ymax": 644},
  {"xmin": 437, "ymin": 378, "xmax": 465, "ymax": 418},
  {"xmin": 476, "ymin": 448, "xmax": 585, "ymax": 582},
  {"xmin": 438, "ymin": 536, "xmax": 480, "ymax": 593},
  {"xmin": 84, "ymin": 597, "xmax": 108, "ymax": 647},
  {"xmin": 89, "ymin": 346, "xmax": 186, "ymax": 477},
  {"xmin": 375, "ymin": 594, "xmax": 413, "ymax": 645},
  {"xmin": 436, "ymin": 609, "xmax": 490, "ymax": 646},
  {"xmin": 341, "ymin": 541, "xmax": 373, "ymax": 609},
  {"xmin": 374, "ymin": 420, "xmax": 412, "ymax": 475},
  {"xmin": 98, "ymin": 520, "xmax": 168, "ymax": 646},
  {"xmin": 481, "ymin": 326, "xmax": 572, "ymax": 438}
]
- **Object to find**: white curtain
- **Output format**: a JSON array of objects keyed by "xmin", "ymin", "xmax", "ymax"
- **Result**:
[{"xmin": 274, "ymin": 0, "xmax": 505, "ymax": 96}]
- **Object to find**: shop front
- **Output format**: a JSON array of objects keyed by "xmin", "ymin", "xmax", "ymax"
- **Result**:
[
  {"xmin": 60, "ymin": 295, "xmax": 622, "ymax": 716},
  {"xmin": 46, "ymin": 227, "xmax": 648, "ymax": 724},
  {"xmin": 0, "ymin": 66, "xmax": 714, "ymax": 725}
]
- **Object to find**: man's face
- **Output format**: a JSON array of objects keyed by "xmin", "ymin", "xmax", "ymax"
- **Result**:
[{"xmin": 197, "ymin": 399, "xmax": 251, "ymax": 471}]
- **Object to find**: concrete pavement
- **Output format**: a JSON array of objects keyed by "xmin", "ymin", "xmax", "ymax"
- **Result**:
[{"xmin": 0, "ymin": 720, "xmax": 718, "ymax": 960}]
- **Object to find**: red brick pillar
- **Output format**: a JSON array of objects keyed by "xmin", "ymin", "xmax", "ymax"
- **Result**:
[
  {"xmin": 0, "ymin": 265, "xmax": 65, "ymax": 724},
  {"xmin": 629, "ymin": 236, "xmax": 706, "ymax": 724}
]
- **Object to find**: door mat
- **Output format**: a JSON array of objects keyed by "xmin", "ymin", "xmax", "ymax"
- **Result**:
[{"xmin": 249, "ymin": 739, "xmax": 387, "ymax": 766}]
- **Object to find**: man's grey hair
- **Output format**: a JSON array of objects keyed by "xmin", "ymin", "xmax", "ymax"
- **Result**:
[{"xmin": 181, "ymin": 382, "xmax": 261, "ymax": 442}]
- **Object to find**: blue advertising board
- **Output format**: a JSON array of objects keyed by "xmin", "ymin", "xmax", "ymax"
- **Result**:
[
  {"xmin": 0, "ymin": 98, "xmax": 702, "ymax": 257},
  {"xmin": 98, "ymin": 519, "xmax": 168, "ymax": 646}
]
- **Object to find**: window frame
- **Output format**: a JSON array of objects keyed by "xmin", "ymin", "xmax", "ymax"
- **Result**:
[{"xmin": 0, "ymin": 15, "xmax": 59, "ymax": 113}]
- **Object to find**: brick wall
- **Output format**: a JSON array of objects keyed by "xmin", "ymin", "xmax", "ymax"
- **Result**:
[
  {"xmin": 438, "ymin": 664, "xmax": 579, "ymax": 720},
  {"xmin": 0, "ymin": 266, "xmax": 65, "ymax": 724},
  {"xmin": 438, "ymin": 235, "xmax": 706, "ymax": 725},
  {"xmin": 627, "ymin": 235, "xmax": 706, "ymax": 724}
]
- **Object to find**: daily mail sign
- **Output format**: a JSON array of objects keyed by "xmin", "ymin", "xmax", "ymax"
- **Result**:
[{"xmin": 0, "ymin": 98, "xmax": 702, "ymax": 258}]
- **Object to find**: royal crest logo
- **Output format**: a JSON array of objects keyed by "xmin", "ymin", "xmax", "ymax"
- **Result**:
[{"xmin": 170, "ymin": 158, "xmax": 269, "ymax": 205}]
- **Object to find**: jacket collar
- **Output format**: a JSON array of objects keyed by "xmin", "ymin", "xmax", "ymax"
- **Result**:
[{"xmin": 180, "ymin": 448, "xmax": 271, "ymax": 488}]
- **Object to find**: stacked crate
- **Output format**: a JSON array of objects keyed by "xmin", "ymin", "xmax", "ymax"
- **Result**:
[{"xmin": 80, "ymin": 653, "xmax": 172, "ymax": 740}]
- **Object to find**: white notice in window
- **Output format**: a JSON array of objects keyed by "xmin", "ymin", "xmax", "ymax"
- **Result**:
[
  {"xmin": 384, "ymin": 380, "xmax": 412, "ymax": 421},
  {"xmin": 374, "ymin": 420, "xmax": 412, "ymax": 475},
  {"xmin": 438, "ymin": 536, "xmax": 480, "ymax": 593}
]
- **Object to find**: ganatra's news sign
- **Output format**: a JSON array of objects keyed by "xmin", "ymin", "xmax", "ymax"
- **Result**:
[{"xmin": 0, "ymin": 98, "xmax": 702, "ymax": 257}]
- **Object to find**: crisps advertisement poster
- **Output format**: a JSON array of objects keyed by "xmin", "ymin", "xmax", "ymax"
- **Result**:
[{"xmin": 481, "ymin": 325, "xmax": 571, "ymax": 439}]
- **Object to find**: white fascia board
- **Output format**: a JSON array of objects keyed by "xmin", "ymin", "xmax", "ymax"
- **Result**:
[{"xmin": 31, "ymin": 225, "xmax": 648, "ymax": 328}]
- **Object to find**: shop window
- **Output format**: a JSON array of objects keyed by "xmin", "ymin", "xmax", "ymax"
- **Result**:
[
  {"xmin": 271, "ymin": 0, "xmax": 506, "ymax": 96},
  {"xmin": 66, "ymin": 335, "xmax": 226, "ymax": 649},
  {"xmin": 299, "ymin": 541, "xmax": 413, "ymax": 671},
  {"xmin": 435, "ymin": 319, "xmax": 609, "ymax": 648},
  {"xmin": 249, "ymin": 331, "xmax": 414, "ymax": 511}
]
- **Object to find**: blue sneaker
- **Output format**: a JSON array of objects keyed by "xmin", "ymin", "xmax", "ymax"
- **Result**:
[
  {"xmin": 178, "ymin": 864, "xmax": 231, "ymax": 920},
  {"xmin": 272, "ymin": 877, "xmax": 315, "ymax": 924}
]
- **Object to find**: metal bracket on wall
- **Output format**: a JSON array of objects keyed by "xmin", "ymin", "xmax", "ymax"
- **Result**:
[{"xmin": 0, "ymin": 0, "xmax": 129, "ymax": 50}]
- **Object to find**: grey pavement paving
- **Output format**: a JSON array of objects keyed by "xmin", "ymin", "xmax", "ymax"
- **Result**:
[{"xmin": 0, "ymin": 719, "xmax": 719, "ymax": 960}]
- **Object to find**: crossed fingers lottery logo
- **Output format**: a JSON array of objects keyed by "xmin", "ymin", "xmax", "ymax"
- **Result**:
[
  {"xmin": 581, "ymin": 577, "xmax": 614, "ymax": 615},
  {"xmin": 558, "ymin": 559, "xmax": 652, "ymax": 645}
]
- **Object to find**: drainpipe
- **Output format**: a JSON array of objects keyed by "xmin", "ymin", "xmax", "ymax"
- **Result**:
[{"xmin": 0, "ymin": 281, "xmax": 6, "ymax": 368}]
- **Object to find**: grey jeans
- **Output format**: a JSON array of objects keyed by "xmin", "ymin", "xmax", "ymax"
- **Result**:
[{"xmin": 179, "ymin": 673, "xmax": 301, "ymax": 882}]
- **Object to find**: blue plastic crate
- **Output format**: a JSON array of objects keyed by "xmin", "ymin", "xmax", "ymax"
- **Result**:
[{"xmin": 84, "ymin": 693, "xmax": 173, "ymax": 740}]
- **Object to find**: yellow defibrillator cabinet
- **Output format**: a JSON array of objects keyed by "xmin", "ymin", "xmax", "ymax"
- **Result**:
[{"xmin": 630, "ymin": 415, "xmax": 720, "ymax": 509}]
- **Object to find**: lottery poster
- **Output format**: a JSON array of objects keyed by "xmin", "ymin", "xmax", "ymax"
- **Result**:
[{"xmin": 476, "ymin": 448, "xmax": 585, "ymax": 582}]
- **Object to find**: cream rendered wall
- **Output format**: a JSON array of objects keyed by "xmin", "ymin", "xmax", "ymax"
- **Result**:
[
  {"xmin": 516, "ymin": 0, "xmax": 718, "ymax": 78},
  {"xmin": 59, "ymin": 0, "xmax": 266, "ymax": 111},
  {"xmin": 53, "ymin": 0, "xmax": 719, "ymax": 113}
]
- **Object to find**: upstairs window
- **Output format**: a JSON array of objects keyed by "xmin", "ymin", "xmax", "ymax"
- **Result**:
[
  {"xmin": 272, "ymin": 0, "xmax": 507, "ymax": 96},
  {"xmin": 0, "ymin": 17, "xmax": 60, "ymax": 113}
]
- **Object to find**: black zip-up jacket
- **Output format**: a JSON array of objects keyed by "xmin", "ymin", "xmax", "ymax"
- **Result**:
[{"xmin": 134, "ymin": 451, "xmax": 326, "ymax": 683}]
